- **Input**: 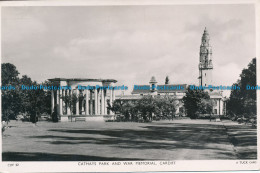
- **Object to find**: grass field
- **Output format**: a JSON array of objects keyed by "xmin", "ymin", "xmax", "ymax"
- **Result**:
[{"xmin": 2, "ymin": 119, "xmax": 257, "ymax": 161}]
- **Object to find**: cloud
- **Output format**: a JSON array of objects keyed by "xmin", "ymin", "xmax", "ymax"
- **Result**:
[{"xmin": 1, "ymin": 5, "xmax": 255, "ymax": 97}]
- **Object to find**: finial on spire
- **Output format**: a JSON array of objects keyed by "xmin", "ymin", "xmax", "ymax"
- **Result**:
[{"xmin": 204, "ymin": 27, "xmax": 208, "ymax": 33}]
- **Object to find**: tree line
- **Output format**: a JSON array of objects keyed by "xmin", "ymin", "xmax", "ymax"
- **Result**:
[
  {"xmin": 226, "ymin": 58, "xmax": 256, "ymax": 121},
  {"xmin": 107, "ymin": 85, "xmax": 214, "ymax": 122},
  {"xmin": 107, "ymin": 95, "xmax": 179, "ymax": 122}
]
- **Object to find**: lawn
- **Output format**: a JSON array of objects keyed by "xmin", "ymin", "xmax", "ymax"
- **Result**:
[{"xmin": 2, "ymin": 119, "xmax": 257, "ymax": 161}]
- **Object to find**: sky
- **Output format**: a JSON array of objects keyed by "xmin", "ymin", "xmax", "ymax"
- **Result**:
[{"xmin": 1, "ymin": 4, "xmax": 256, "ymax": 96}]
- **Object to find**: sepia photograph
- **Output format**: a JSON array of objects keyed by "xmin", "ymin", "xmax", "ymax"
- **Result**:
[{"xmin": 0, "ymin": 0, "xmax": 259, "ymax": 172}]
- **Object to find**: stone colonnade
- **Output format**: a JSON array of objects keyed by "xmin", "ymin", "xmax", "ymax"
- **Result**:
[
  {"xmin": 212, "ymin": 98, "xmax": 224, "ymax": 115},
  {"xmin": 51, "ymin": 87, "xmax": 116, "ymax": 116}
]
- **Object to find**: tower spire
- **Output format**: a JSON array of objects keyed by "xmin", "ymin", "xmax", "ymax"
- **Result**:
[{"xmin": 198, "ymin": 27, "xmax": 213, "ymax": 86}]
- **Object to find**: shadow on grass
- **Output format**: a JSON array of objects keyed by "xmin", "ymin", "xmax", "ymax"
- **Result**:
[
  {"xmin": 44, "ymin": 124, "xmax": 234, "ymax": 146},
  {"xmin": 224, "ymin": 124, "xmax": 257, "ymax": 159},
  {"xmin": 26, "ymin": 123, "xmax": 241, "ymax": 159},
  {"xmin": 2, "ymin": 152, "xmax": 144, "ymax": 161}
]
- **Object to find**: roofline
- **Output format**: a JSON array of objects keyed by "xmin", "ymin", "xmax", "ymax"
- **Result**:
[{"xmin": 48, "ymin": 78, "xmax": 117, "ymax": 83}]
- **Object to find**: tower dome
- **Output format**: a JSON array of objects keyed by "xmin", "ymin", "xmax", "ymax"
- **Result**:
[
  {"xmin": 149, "ymin": 76, "xmax": 157, "ymax": 93},
  {"xmin": 149, "ymin": 76, "xmax": 157, "ymax": 84}
]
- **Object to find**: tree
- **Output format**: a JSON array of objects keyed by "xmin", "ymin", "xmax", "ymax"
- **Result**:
[
  {"xmin": 1, "ymin": 63, "xmax": 21, "ymax": 122},
  {"xmin": 182, "ymin": 87, "xmax": 211, "ymax": 119},
  {"xmin": 19, "ymin": 75, "xmax": 33, "ymax": 115},
  {"xmin": 1, "ymin": 63, "xmax": 58, "ymax": 124},
  {"xmin": 1, "ymin": 63, "xmax": 19, "ymax": 86},
  {"xmin": 19, "ymin": 76, "xmax": 47, "ymax": 124},
  {"xmin": 2, "ymin": 89, "xmax": 21, "ymax": 122},
  {"xmin": 198, "ymin": 99, "xmax": 214, "ymax": 115},
  {"xmin": 226, "ymin": 83, "xmax": 243, "ymax": 116},
  {"xmin": 227, "ymin": 58, "xmax": 256, "ymax": 118},
  {"xmin": 137, "ymin": 95, "xmax": 155, "ymax": 121},
  {"xmin": 107, "ymin": 99, "xmax": 122, "ymax": 115},
  {"xmin": 165, "ymin": 76, "xmax": 170, "ymax": 84},
  {"xmin": 40, "ymin": 80, "xmax": 54, "ymax": 115},
  {"xmin": 153, "ymin": 95, "xmax": 176, "ymax": 119},
  {"xmin": 108, "ymin": 99, "xmax": 138, "ymax": 121}
]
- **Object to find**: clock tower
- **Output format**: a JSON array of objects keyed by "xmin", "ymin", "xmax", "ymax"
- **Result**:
[{"xmin": 199, "ymin": 27, "xmax": 213, "ymax": 86}]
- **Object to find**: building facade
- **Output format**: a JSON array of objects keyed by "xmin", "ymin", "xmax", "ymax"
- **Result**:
[{"xmin": 128, "ymin": 77, "xmax": 187, "ymax": 115}]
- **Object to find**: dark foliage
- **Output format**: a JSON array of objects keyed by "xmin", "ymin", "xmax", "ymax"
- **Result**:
[
  {"xmin": 108, "ymin": 95, "xmax": 177, "ymax": 122},
  {"xmin": 182, "ymin": 87, "xmax": 211, "ymax": 119},
  {"xmin": 1, "ymin": 63, "xmax": 53, "ymax": 123},
  {"xmin": 227, "ymin": 58, "xmax": 256, "ymax": 119},
  {"xmin": 165, "ymin": 76, "xmax": 170, "ymax": 84}
]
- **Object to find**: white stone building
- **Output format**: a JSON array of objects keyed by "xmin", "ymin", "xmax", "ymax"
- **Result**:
[{"xmin": 48, "ymin": 78, "xmax": 117, "ymax": 121}]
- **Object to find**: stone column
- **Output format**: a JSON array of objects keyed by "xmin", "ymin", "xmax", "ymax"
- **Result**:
[
  {"xmin": 81, "ymin": 90, "xmax": 84, "ymax": 114},
  {"xmin": 85, "ymin": 90, "xmax": 89, "ymax": 115},
  {"xmin": 51, "ymin": 90, "xmax": 54, "ymax": 113},
  {"xmin": 62, "ymin": 89, "xmax": 65, "ymax": 114},
  {"xmin": 104, "ymin": 90, "xmax": 107, "ymax": 115},
  {"xmin": 112, "ymin": 89, "xmax": 115, "ymax": 101},
  {"xmin": 76, "ymin": 89, "xmax": 79, "ymax": 115},
  {"xmin": 56, "ymin": 90, "xmax": 60, "ymax": 114},
  {"xmin": 66, "ymin": 90, "xmax": 71, "ymax": 115},
  {"xmin": 110, "ymin": 89, "xmax": 113, "ymax": 105},
  {"xmin": 110, "ymin": 89, "xmax": 114, "ymax": 115},
  {"xmin": 224, "ymin": 101, "xmax": 226, "ymax": 115},
  {"xmin": 212, "ymin": 99, "xmax": 215, "ymax": 114},
  {"xmin": 219, "ymin": 99, "xmax": 222, "ymax": 115},
  {"xmin": 94, "ymin": 89, "xmax": 98, "ymax": 115},
  {"xmin": 89, "ymin": 90, "xmax": 93, "ymax": 115},
  {"xmin": 101, "ymin": 89, "xmax": 104, "ymax": 115},
  {"xmin": 71, "ymin": 90, "xmax": 74, "ymax": 115},
  {"xmin": 97, "ymin": 89, "xmax": 100, "ymax": 115},
  {"xmin": 59, "ymin": 89, "xmax": 63, "ymax": 115}
]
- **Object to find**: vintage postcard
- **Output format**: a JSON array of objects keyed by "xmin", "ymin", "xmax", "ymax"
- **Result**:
[{"xmin": 0, "ymin": 0, "xmax": 259, "ymax": 172}]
